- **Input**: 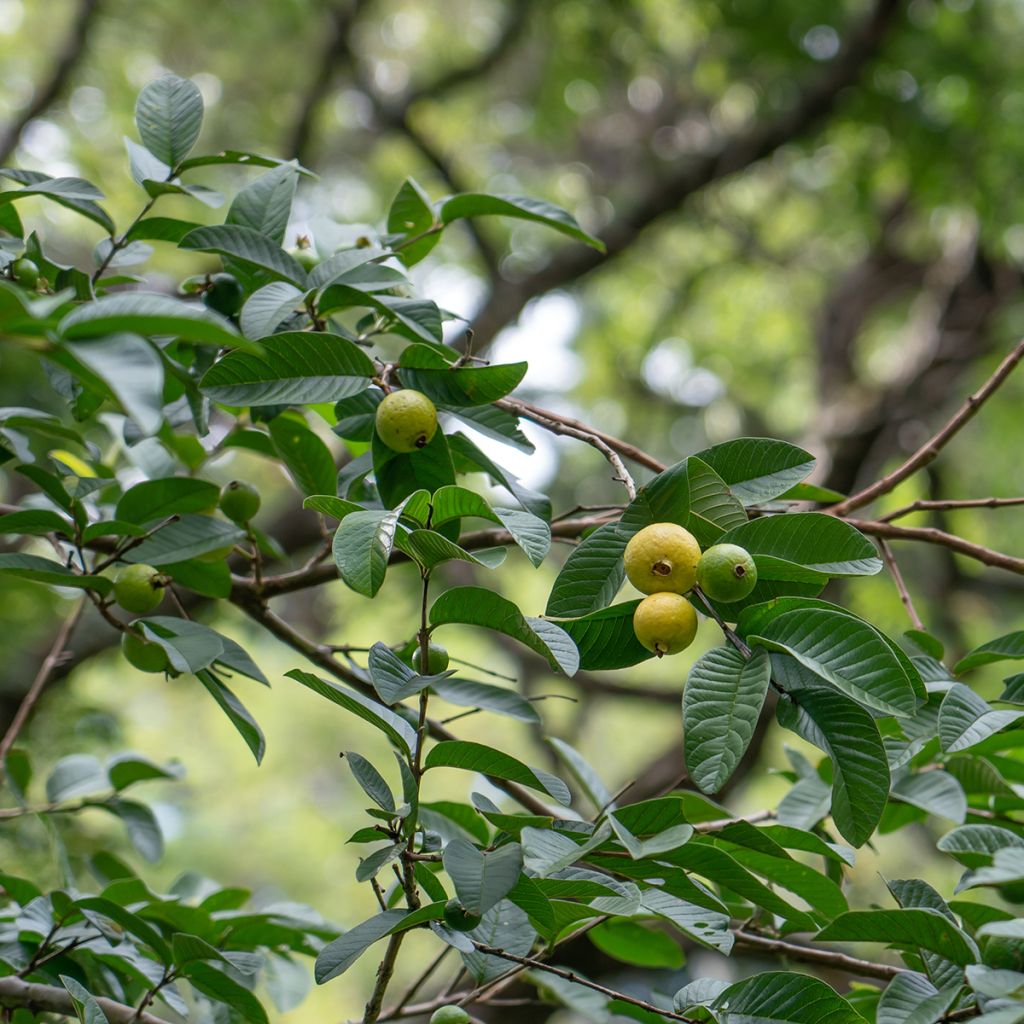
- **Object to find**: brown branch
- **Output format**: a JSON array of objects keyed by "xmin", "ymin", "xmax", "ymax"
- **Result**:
[
  {"xmin": 467, "ymin": 943, "xmax": 693, "ymax": 1022},
  {"xmin": 228, "ymin": 593, "xmax": 555, "ymax": 817},
  {"xmin": 733, "ymin": 930, "xmax": 904, "ymax": 982},
  {"xmin": 0, "ymin": 0, "xmax": 103, "ymax": 165},
  {"xmin": 881, "ymin": 496, "xmax": 1024, "ymax": 522},
  {"xmin": 467, "ymin": 0, "xmax": 903, "ymax": 350},
  {"xmin": 284, "ymin": 0, "xmax": 371, "ymax": 165},
  {"xmin": 877, "ymin": 539, "xmax": 924, "ymax": 630},
  {"xmin": 830, "ymin": 336, "xmax": 1024, "ymax": 516},
  {"xmin": 850, "ymin": 518, "xmax": 1024, "ymax": 576},
  {"xmin": 0, "ymin": 597, "xmax": 85, "ymax": 763},
  {"xmin": 0, "ymin": 976, "xmax": 171, "ymax": 1024},
  {"xmin": 499, "ymin": 398, "xmax": 666, "ymax": 473}
]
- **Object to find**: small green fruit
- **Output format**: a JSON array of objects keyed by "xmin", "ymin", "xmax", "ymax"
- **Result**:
[
  {"xmin": 430, "ymin": 1008, "xmax": 471, "ymax": 1024},
  {"xmin": 289, "ymin": 236, "xmax": 320, "ymax": 271},
  {"xmin": 696, "ymin": 543, "xmax": 758, "ymax": 603},
  {"xmin": 412, "ymin": 642, "xmax": 449, "ymax": 675},
  {"xmin": 203, "ymin": 273, "xmax": 244, "ymax": 317},
  {"xmin": 112, "ymin": 564, "xmax": 166, "ymax": 614},
  {"xmin": 219, "ymin": 480, "xmax": 261, "ymax": 523},
  {"xmin": 375, "ymin": 390, "xmax": 438, "ymax": 453},
  {"xmin": 442, "ymin": 898, "xmax": 481, "ymax": 933},
  {"xmin": 121, "ymin": 630, "xmax": 169, "ymax": 673},
  {"xmin": 11, "ymin": 258, "xmax": 39, "ymax": 288},
  {"xmin": 633, "ymin": 592, "xmax": 698, "ymax": 657}
]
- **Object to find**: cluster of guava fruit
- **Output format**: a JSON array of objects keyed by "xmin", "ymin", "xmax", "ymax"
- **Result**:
[{"xmin": 624, "ymin": 523, "xmax": 757, "ymax": 657}]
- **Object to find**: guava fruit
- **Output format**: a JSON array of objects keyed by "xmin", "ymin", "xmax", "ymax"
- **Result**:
[
  {"xmin": 442, "ymin": 898, "xmax": 481, "ymax": 932},
  {"xmin": 430, "ymin": 1008, "xmax": 471, "ymax": 1024},
  {"xmin": 696, "ymin": 543, "xmax": 757, "ymax": 602},
  {"xmin": 11, "ymin": 258, "xmax": 39, "ymax": 287},
  {"xmin": 413, "ymin": 642, "xmax": 449, "ymax": 674},
  {"xmin": 633, "ymin": 592, "xmax": 698, "ymax": 657},
  {"xmin": 121, "ymin": 629, "xmax": 169, "ymax": 673},
  {"xmin": 375, "ymin": 389, "xmax": 438, "ymax": 453},
  {"xmin": 202, "ymin": 273, "xmax": 244, "ymax": 317},
  {"xmin": 219, "ymin": 480, "xmax": 261, "ymax": 523},
  {"xmin": 623, "ymin": 523, "xmax": 701, "ymax": 595},
  {"xmin": 112, "ymin": 564, "xmax": 166, "ymax": 614}
]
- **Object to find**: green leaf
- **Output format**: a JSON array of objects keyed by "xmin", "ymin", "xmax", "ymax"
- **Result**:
[
  {"xmin": 395, "ymin": 529, "xmax": 507, "ymax": 570},
  {"xmin": 693, "ymin": 437, "xmax": 816, "ymax": 505},
  {"xmin": 684, "ymin": 646, "xmax": 772, "ymax": 794},
  {"xmin": 752, "ymin": 609, "xmax": 919, "ymax": 717},
  {"xmin": 201, "ymin": 332, "xmax": 374, "ymax": 406},
  {"xmin": 0, "ymin": 553, "xmax": 111, "ymax": 593},
  {"xmin": 239, "ymin": 281, "xmax": 305, "ymax": 340},
  {"xmin": 430, "ymin": 485, "xmax": 550, "ymax": 565},
  {"xmin": 443, "ymin": 838, "xmax": 523, "ymax": 915},
  {"xmin": 939, "ymin": 683, "xmax": 1024, "ymax": 753},
  {"xmin": 431, "ymin": 677, "xmax": 540, "ymax": 723},
  {"xmin": 314, "ymin": 908, "xmax": 411, "ymax": 983},
  {"xmin": 685, "ymin": 456, "xmax": 749, "ymax": 545},
  {"xmin": 0, "ymin": 509, "xmax": 72, "ymax": 536},
  {"xmin": 721, "ymin": 511, "xmax": 882, "ymax": 579},
  {"xmin": 59, "ymin": 293, "xmax": 243, "ymax": 349},
  {"xmin": 387, "ymin": 178, "xmax": 442, "ymax": 266},
  {"xmin": 447, "ymin": 432, "xmax": 551, "ymax": 519},
  {"xmin": 554, "ymin": 600, "xmax": 650, "ymax": 670},
  {"xmin": 183, "ymin": 961, "xmax": 267, "ymax": 1024},
  {"xmin": 712, "ymin": 972, "xmax": 867, "ymax": 1024},
  {"xmin": 640, "ymin": 889, "xmax": 733, "ymax": 953},
  {"xmin": 937, "ymin": 824, "xmax": 1024, "ymax": 868},
  {"xmin": 66, "ymin": 334, "xmax": 164, "ymax": 434},
  {"xmin": 268, "ymin": 414, "xmax": 337, "ymax": 497},
  {"xmin": 116, "ymin": 477, "xmax": 220, "ymax": 523},
  {"xmin": 60, "ymin": 976, "xmax": 111, "ymax": 1024},
  {"xmin": 107, "ymin": 753, "xmax": 181, "ymax": 791},
  {"xmin": 286, "ymin": 669, "xmax": 417, "ymax": 754},
  {"xmin": 549, "ymin": 738, "xmax": 615, "ymax": 813},
  {"xmin": 46, "ymin": 754, "xmax": 108, "ymax": 801},
  {"xmin": 126, "ymin": 215, "xmax": 201, "ymax": 243},
  {"xmin": 775, "ymin": 667, "xmax": 890, "ymax": 846},
  {"xmin": 439, "ymin": 193, "xmax": 604, "ymax": 251},
  {"xmin": 345, "ymin": 753, "xmax": 395, "ymax": 812},
  {"xmin": 373, "ymin": 428, "xmax": 456, "ymax": 509},
  {"xmin": 333, "ymin": 507, "xmax": 401, "ymax": 597},
  {"xmin": 124, "ymin": 513, "xmax": 245, "ymax": 564},
  {"xmin": 590, "ymin": 919, "xmax": 684, "ymax": 969},
  {"xmin": 891, "ymin": 771, "xmax": 966, "ymax": 824},
  {"xmin": 430, "ymin": 586, "xmax": 578, "ymax": 675},
  {"xmin": 227, "ymin": 162, "xmax": 298, "ymax": 245},
  {"xmin": 956, "ymin": 632, "xmax": 1024, "ymax": 674},
  {"xmin": 816, "ymin": 909, "xmax": 979, "ymax": 965},
  {"xmin": 0, "ymin": 176, "xmax": 103, "ymax": 206},
  {"xmin": 0, "ymin": 168, "xmax": 112, "ymax": 232},
  {"xmin": 180, "ymin": 223, "xmax": 307, "ymax": 284},
  {"xmin": 398, "ymin": 350, "xmax": 528, "ymax": 406},
  {"xmin": 104, "ymin": 798, "xmax": 164, "ymax": 861},
  {"xmin": 135, "ymin": 74, "xmax": 204, "ymax": 166},
  {"xmin": 545, "ymin": 522, "xmax": 626, "ymax": 618},
  {"xmin": 425, "ymin": 740, "xmax": 571, "ymax": 805},
  {"xmin": 196, "ymin": 671, "xmax": 266, "ymax": 765}
]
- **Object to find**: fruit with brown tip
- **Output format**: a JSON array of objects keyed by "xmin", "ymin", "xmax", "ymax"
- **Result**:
[
  {"xmin": 633, "ymin": 592, "xmax": 698, "ymax": 657},
  {"xmin": 623, "ymin": 523, "xmax": 701, "ymax": 595}
]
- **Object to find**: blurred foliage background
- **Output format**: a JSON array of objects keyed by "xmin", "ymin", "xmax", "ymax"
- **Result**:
[{"xmin": 2, "ymin": 0, "xmax": 1024, "ymax": 1019}]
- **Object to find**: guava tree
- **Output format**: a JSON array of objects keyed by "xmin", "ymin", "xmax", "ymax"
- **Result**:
[{"xmin": 4, "ymin": 74, "xmax": 1024, "ymax": 1024}]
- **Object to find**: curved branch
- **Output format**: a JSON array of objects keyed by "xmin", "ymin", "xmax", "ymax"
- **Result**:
[
  {"xmin": 468, "ymin": 0, "xmax": 903, "ymax": 350},
  {"xmin": 0, "ymin": 0, "xmax": 103, "ymax": 165},
  {"xmin": 830, "ymin": 336, "xmax": 1024, "ymax": 516},
  {"xmin": 0, "ymin": 976, "xmax": 171, "ymax": 1024}
]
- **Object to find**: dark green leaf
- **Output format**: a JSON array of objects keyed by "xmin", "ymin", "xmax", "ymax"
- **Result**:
[
  {"xmin": 425, "ymin": 740, "xmax": 571, "ymax": 805},
  {"xmin": 135, "ymin": 74, "xmax": 204, "ymax": 166},
  {"xmin": 439, "ymin": 193, "xmax": 604, "ymax": 251},
  {"xmin": 693, "ymin": 437, "xmax": 816, "ymax": 505}
]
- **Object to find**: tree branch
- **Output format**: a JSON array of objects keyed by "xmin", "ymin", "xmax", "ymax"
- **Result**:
[
  {"xmin": 467, "ymin": 0, "xmax": 903, "ymax": 350},
  {"xmin": 877, "ymin": 538, "xmax": 924, "ymax": 630},
  {"xmin": 850, "ymin": 517, "xmax": 1024, "ymax": 576},
  {"xmin": 830, "ymin": 336, "xmax": 1024, "ymax": 515},
  {"xmin": 733, "ymin": 930, "xmax": 904, "ymax": 981},
  {"xmin": 0, "ymin": 976, "xmax": 171, "ymax": 1024},
  {"xmin": 284, "ymin": 0, "xmax": 371, "ymax": 165},
  {"xmin": 0, "ymin": 597, "xmax": 85, "ymax": 763},
  {"xmin": 0, "ymin": 0, "xmax": 103, "ymax": 165},
  {"xmin": 881, "ymin": 496, "xmax": 1024, "ymax": 522}
]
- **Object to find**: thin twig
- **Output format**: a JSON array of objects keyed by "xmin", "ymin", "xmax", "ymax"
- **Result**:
[
  {"xmin": 733, "ymin": 929, "xmax": 904, "ymax": 981},
  {"xmin": 0, "ymin": 598, "xmax": 85, "ymax": 763},
  {"xmin": 0, "ymin": 0, "xmax": 103, "ymax": 164},
  {"xmin": 850, "ymin": 518, "xmax": 1024, "ymax": 576},
  {"xmin": 0, "ymin": 976, "xmax": 172, "ymax": 1024},
  {"xmin": 878, "ymin": 539, "xmax": 924, "ymax": 630},
  {"xmin": 830, "ymin": 336, "xmax": 1024, "ymax": 515},
  {"xmin": 881, "ymin": 496, "xmax": 1024, "ymax": 522}
]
